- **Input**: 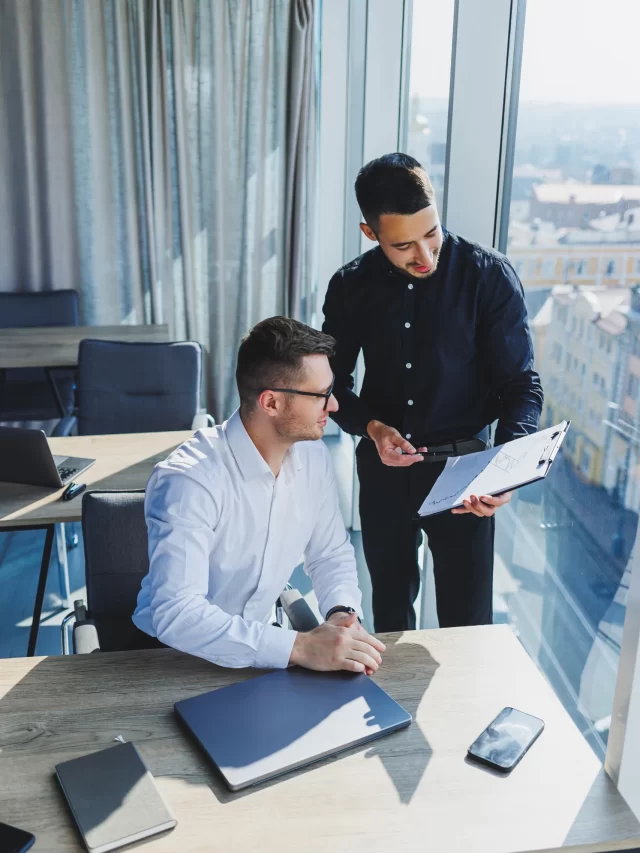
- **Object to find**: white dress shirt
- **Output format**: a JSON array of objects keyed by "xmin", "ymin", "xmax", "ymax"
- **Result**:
[{"xmin": 133, "ymin": 409, "xmax": 362, "ymax": 669}]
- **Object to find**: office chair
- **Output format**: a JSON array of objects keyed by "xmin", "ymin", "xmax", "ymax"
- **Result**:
[
  {"xmin": 0, "ymin": 290, "xmax": 79, "ymax": 421},
  {"xmin": 55, "ymin": 339, "xmax": 203, "ymax": 436},
  {"xmin": 61, "ymin": 491, "xmax": 319, "ymax": 655}
]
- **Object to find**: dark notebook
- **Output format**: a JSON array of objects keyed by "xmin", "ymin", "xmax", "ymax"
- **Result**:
[{"xmin": 55, "ymin": 742, "xmax": 177, "ymax": 853}]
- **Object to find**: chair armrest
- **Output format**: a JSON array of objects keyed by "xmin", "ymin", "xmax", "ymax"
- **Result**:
[
  {"xmin": 61, "ymin": 599, "xmax": 102, "ymax": 654},
  {"xmin": 53, "ymin": 415, "xmax": 77, "ymax": 437},
  {"xmin": 279, "ymin": 589, "xmax": 319, "ymax": 633},
  {"xmin": 73, "ymin": 622, "xmax": 100, "ymax": 654}
]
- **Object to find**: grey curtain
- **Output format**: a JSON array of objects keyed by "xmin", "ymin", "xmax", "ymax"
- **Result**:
[{"xmin": 0, "ymin": 0, "xmax": 317, "ymax": 421}]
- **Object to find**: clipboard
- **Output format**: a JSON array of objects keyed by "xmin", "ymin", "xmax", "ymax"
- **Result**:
[{"xmin": 416, "ymin": 421, "xmax": 571, "ymax": 519}]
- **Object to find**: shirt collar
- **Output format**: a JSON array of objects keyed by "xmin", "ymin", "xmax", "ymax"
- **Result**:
[{"xmin": 225, "ymin": 409, "xmax": 302, "ymax": 483}]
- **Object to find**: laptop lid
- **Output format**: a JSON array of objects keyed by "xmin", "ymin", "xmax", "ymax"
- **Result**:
[
  {"xmin": 0, "ymin": 426, "xmax": 94, "ymax": 487},
  {"xmin": 174, "ymin": 667, "xmax": 411, "ymax": 791}
]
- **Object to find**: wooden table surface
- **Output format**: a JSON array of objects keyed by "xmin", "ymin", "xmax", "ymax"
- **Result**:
[
  {"xmin": 0, "ymin": 324, "xmax": 170, "ymax": 369},
  {"xmin": 0, "ymin": 431, "xmax": 192, "ymax": 527},
  {"xmin": 0, "ymin": 626, "xmax": 638, "ymax": 853}
]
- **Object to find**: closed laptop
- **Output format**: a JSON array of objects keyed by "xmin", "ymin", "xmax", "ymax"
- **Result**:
[{"xmin": 175, "ymin": 667, "xmax": 411, "ymax": 791}]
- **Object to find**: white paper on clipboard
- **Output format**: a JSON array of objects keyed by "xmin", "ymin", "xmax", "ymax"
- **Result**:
[{"xmin": 417, "ymin": 421, "xmax": 570, "ymax": 518}]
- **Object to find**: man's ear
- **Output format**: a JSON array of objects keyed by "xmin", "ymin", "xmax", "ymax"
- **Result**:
[
  {"xmin": 359, "ymin": 221, "xmax": 378, "ymax": 242},
  {"xmin": 257, "ymin": 390, "xmax": 279, "ymax": 418}
]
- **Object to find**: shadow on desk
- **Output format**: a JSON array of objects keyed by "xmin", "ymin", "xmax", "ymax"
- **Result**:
[
  {"xmin": 362, "ymin": 634, "xmax": 439, "ymax": 804},
  {"xmin": 563, "ymin": 768, "xmax": 640, "ymax": 852}
]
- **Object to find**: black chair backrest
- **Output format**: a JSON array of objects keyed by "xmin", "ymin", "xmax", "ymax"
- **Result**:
[
  {"xmin": 0, "ymin": 290, "xmax": 79, "ymax": 328},
  {"xmin": 76, "ymin": 339, "xmax": 202, "ymax": 435},
  {"xmin": 0, "ymin": 292, "xmax": 80, "ymax": 409},
  {"xmin": 82, "ymin": 490, "xmax": 149, "ymax": 652}
]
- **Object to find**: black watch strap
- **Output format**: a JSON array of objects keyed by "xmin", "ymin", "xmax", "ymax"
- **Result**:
[{"xmin": 325, "ymin": 605, "xmax": 360, "ymax": 622}]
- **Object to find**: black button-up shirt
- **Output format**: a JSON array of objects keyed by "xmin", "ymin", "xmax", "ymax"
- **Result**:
[{"xmin": 322, "ymin": 229, "xmax": 544, "ymax": 447}]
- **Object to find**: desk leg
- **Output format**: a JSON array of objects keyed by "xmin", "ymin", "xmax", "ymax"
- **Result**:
[
  {"xmin": 27, "ymin": 525, "xmax": 55, "ymax": 656},
  {"xmin": 44, "ymin": 367, "xmax": 67, "ymax": 418}
]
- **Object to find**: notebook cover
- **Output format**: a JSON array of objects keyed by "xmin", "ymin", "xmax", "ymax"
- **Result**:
[{"xmin": 55, "ymin": 742, "xmax": 176, "ymax": 853}]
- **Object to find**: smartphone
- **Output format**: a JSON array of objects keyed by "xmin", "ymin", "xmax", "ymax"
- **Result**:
[
  {"xmin": 467, "ymin": 707, "xmax": 544, "ymax": 772},
  {"xmin": 0, "ymin": 822, "xmax": 35, "ymax": 853}
]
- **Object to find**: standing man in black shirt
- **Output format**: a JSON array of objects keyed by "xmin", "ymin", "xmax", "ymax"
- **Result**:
[{"xmin": 322, "ymin": 153, "xmax": 543, "ymax": 632}]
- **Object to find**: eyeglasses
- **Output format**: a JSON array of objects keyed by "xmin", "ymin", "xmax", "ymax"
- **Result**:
[{"xmin": 258, "ymin": 375, "xmax": 335, "ymax": 410}]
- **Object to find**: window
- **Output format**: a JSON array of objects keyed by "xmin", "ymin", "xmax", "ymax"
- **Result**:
[
  {"xmin": 404, "ymin": 0, "xmax": 455, "ymax": 210},
  {"xmin": 502, "ymin": 0, "xmax": 640, "ymax": 760}
]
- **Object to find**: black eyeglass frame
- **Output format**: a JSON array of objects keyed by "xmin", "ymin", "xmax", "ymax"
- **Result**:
[{"xmin": 256, "ymin": 375, "xmax": 335, "ymax": 410}]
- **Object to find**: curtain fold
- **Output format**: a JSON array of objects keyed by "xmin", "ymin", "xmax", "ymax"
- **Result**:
[{"xmin": 0, "ymin": 0, "xmax": 317, "ymax": 422}]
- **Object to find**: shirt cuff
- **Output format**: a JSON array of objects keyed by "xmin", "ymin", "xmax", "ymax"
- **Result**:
[
  {"xmin": 254, "ymin": 624, "xmax": 298, "ymax": 669},
  {"xmin": 320, "ymin": 588, "xmax": 363, "ymax": 622}
]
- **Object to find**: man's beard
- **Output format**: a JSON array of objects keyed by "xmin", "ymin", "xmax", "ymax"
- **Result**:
[
  {"xmin": 274, "ymin": 407, "xmax": 321, "ymax": 443},
  {"xmin": 402, "ymin": 249, "xmax": 441, "ymax": 280}
]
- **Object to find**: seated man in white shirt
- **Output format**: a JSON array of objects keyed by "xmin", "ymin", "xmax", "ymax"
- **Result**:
[{"xmin": 133, "ymin": 316, "xmax": 385, "ymax": 674}]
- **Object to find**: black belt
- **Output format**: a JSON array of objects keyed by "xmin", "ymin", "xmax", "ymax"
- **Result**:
[{"xmin": 420, "ymin": 437, "xmax": 487, "ymax": 462}]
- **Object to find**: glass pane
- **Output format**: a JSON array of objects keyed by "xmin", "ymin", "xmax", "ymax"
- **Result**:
[
  {"xmin": 404, "ymin": 0, "xmax": 455, "ymax": 208},
  {"xmin": 501, "ymin": 0, "xmax": 640, "ymax": 758}
]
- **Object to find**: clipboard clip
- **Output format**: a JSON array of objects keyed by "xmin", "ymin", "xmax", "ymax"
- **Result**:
[{"xmin": 538, "ymin": 421, "xmax": 570, "ymax": 466}]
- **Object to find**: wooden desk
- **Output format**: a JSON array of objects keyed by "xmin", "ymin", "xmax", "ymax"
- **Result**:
[
  {"xmin": 0, "ymin": 626, "xmax": 638, "ymax": 853},
  {"xmin": 0, "ymin": 324, "xmax": 170, "ymax": 369},
  {"xmin": 0, "ymin": 431, "xmax": 191, "ymax": 655}
]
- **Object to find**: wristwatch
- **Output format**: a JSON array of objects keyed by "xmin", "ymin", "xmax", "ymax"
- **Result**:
[{"xmin": 325, "ymin": 605, "xmax": 360, "ymax": 622}]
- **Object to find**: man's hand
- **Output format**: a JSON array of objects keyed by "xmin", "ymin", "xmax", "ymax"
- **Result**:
[
  {"xmin": 367, "ymin": 420, "xmax": 427, "ymax": 467},
  {"xmin": 451, "ymin": 491, "xmax": 513, "ymax": 518},
  {"xmin": 289, "ymin": 611, "xmax": 385, "ymax": 675}
]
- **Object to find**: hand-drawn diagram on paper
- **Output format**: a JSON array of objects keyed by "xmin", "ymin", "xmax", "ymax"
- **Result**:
[{"xmin": 418, "ymin": 424, "xmax": 568, "ymax": 517}]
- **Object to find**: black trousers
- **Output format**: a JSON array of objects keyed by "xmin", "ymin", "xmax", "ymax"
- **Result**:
[{"xmin": 357, "ymin": 442, "xmax": 495, "ymax": 633}]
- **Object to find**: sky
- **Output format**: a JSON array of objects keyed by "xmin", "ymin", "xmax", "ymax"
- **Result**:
[{"xmin": 409, "ymin": 0, "xmax": 640, "ymax": 105}]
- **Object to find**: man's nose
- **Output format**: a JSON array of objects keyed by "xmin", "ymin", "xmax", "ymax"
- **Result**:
[{"xmin": 416, "ymin": 243, "xmax": 434, "ymax": 266}]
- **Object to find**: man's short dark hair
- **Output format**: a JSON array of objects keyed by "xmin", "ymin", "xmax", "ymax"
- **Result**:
[
  {"xmin": 236, "ymin": 316, "xmax": 336, "ymax": 413},
  {"xmin": 355, "ymin": 153, "xmax": 435, "ymax": 231}
]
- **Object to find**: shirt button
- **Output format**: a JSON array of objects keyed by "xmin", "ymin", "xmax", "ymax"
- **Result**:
[
  {"xmin": 406, "ymin": 363, "xmax": 412, "ymax": 369},
  {"xmin": 408, "ymin": 284, "xmax": 414, "ymax": 290},
  {"xmin": 405, "ymin": 322, "xmax": 411, "ymax": 328},
  {"xmin": 408, "ymin": 400, "xmax": 414, "ymax": 406},
  {"xmin": 406, "ymin": 433, "xmax": 412, "ymax": 439}
]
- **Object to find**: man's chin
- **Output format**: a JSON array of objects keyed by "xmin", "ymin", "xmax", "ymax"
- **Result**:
[
  {"xmin": 406, "ymin": 262, "xmax": 438, "ymax": 279},
  {"xmin": 286, "ymin": 425, "xmax": 326, "ymax": 443}
]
